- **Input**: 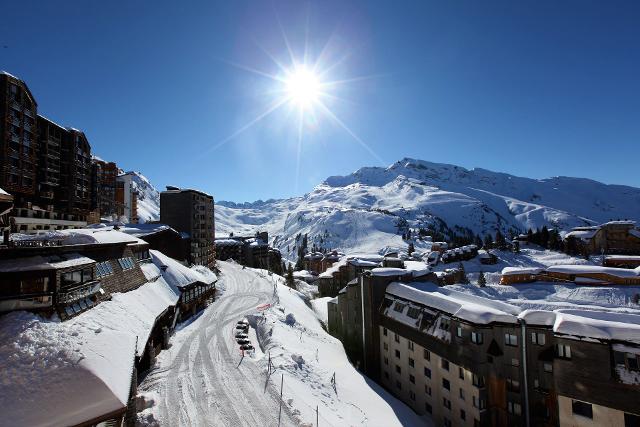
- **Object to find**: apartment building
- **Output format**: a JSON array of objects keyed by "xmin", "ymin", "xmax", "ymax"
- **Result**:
[
  {"xmin": 329, "ymin": 268, "xmax": 640, "ymax": 427},
  {"xmin": 116, "ymin": 172, "xmax": 138, "ymax": 223},
  {"xmin": 160, "ymin": 186, "xmax": 215, "ymax": 267},
  {"xmin": 565, "ymin": 221, "xmax": 640, "ymax": 255},
  {"xmin": 1, "ymin": 72, "xmax": 96, "ymax": 233},
  {"xmin": 91, "ymin": 158, "xmax": 118, "ymax": 220},
  {"xmin": 0, "ymin": 72, "xmax": 38, "ymax": 203}
]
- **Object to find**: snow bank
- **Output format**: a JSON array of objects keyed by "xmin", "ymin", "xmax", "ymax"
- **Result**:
[
  {"xmin": 256, "ymin": 277, "xmax": 428, "ymax": 426},
  {"xmin": 0, "ymin": 311, "xmax": 136, "ymax": 427}
]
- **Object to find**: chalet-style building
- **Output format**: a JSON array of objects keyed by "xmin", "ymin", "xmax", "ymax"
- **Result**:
[
  {"xmin": 478, "ymin": 249, "xmax": 498, "ymax": 265},
  {"xmin": 317, "ymin": 255, "xmax": 383, "ymax": 297},
  {"xmin": 441, "ymin": 245, "xmax": 479, "ymax": 263},
  {"xmin": 565, "ymin": 221, "xmax": 640, "ymax": 255},
  {"xmin": 160, "ymin": 186, "xmax": 215, "ymax": 267},
  {"xmin": 500, "ymin": 265, "xmax": 640, "ymax": 286},
  {"xmin": 328, "ymin": 270, "xmax": 640, "ymax": 427},
  {"xmin": 604, "ymin": 255, "xmax": 640, "ymax": 269},
  {"xmin": 0, "ymin": 228, "xmax": 150, "ymax": 319}
]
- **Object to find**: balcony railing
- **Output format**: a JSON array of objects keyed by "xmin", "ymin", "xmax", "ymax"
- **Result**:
[{"xmin": 58, "ymin": 281, "xmax": 102, "ymax": 304}]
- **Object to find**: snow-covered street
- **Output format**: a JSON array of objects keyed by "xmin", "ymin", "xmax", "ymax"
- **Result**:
[
  {"xmin": 138, "ymin": 261, "xmax": 425, "ymax": 426},
  {"xmin": 138, "ymin": 261, "xmax": 297, "ymax": 426}
]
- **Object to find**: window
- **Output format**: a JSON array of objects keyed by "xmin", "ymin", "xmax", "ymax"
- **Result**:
[
  {"xmin": 456, "ymin": 326, "xmax": 463, "ymax": 337},
  {"xmin": 625, "ymin": 413, "xmax": 640, "ymax": 427},
  {"xmin": 395, "ymin": 349, "xmax": 400, "ymax": 359},
  {"xmin": 409, "ymin": 374, "xmax": 415, "ymax": 384},
  {"xmin": 384, "ymin": 371, "xmax": 389, "ymax": 379},
  {"xmin": 384, "ymin": 343, "xmax": 388, "ymax": 351},
  {"xmin": 572, "ymin": 400, "xmax": 593, "ymax": 419},
  {"xmin": 507, "ymin": 378, "xmax": 520, "ymax": 393},
  {"xmin": 423, "ymin": 349, "xmax": 431, "ymax": 361},
  {"xmin": 443, "ymin": 398, "xmax": 451, "ymax": 410},
  {"xmin": 471, "ymin": 331, "xmax": 484, "ymax": 344},
  {"xmin": 384, "ymin": 357, "xmax": 388, "ymax": 365},
  {"xmin": 531, "ymin": 332, "xmax": 546, "ymax": 346},
  {"xmin": 394, "ymin": 333, "xmax": 400, "ymax": 343},
  {"xmin": 425, "ymin": 385, "xmax": 432, "ymax": 395},
  {"xmin": 396, "ymin": 365, "xmax": 401, "ymax": 374},
  {"xmin": 442, "ymin": 378, "xmax": 450, "ymax": 391},
  {"xmin": 96, "ymin": 261, "xmax": 113, "ymax": 278},
  {"xmin": 395, "ymin": 380, "xmax": 402, "ymax": 390},
  {"xmin": 507, "ymin": 401, "xmax": 522, "ymax": 415},
  {"xmin": 472, "ymin": 374, "xmax": 485, "ymax": 388},
  {"xmin": 424, "ymin": 367, "xmax": 431, "ymax": 378},
  {"xmin": 408, "ymin": 340, "xmax": 414, "ymax": 351},
  {"xmin": 425, "ymin": 402, "xmax": 432, "ymax": 414},
  {"xmin": 473, "ymin": 396, "xmax": 486, "ymax": 410},
  {"xmin": 460, "ymin": 409, "xmax": 466, "ymax": 421},
  {"xmin": 440, "ymin": 317, "xmax": 450, "ymax": 331},
  {"xmin": 393, "ymin": 301, "xmax": 406, "ymax": 312},
  {"xmin": 459, "ymin": 367, "xmax": 465, "ymax": 380},
  {"xmin": 556, "ymin": 344, "xmax": 572, "ymax": 359},
  {"xmin": 407, "ymin": 306, "xmax": 421, "ymax": 319},
  {"xmin": 409, "ymin": 357, "xmax": 415, "ymax": 367},
  {"xmin": 511, "ymin": 358, "xmax": 520, "ymax": 367},
  {"xmin": 533, "ymin": 379, "xmax": 539, "ymax": 388},
  {"xmin": 459, "ymin": 388, "xmax": 465, "ymax": 401},
  {"xmin": 383, "ymin": 327, "xmax": 387, "ymax": 336},
  {"xmin": 543, "ymin": 363, "xmax": 553, "ymax": 373},
  {"xmin": 505, "ymin": 333, "xmax": 518, "ymax": 346},
  {"xmin": 409, "ymin": 390, "xmax": 416, "ymax": 401},
  {"xmin": 441, "ymin": 359, "xmax": 450, "ymax": 371},
  {"xmin": 444, "ymin": 418, "xmax": 452, "ymax": 427}
]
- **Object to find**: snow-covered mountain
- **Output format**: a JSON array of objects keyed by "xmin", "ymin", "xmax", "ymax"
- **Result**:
[
  {"xmin": 216, "ymin": 158, "xmax": 640, "ymax": 259},
  {"xmin": 127, "ymin": 171, "xmax": 160, "ymax": 223}
]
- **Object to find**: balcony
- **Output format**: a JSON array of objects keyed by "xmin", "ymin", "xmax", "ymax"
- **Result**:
[
  {"xmin": 0, "ymin": 293, "xmax": 53, "ymax": 313},
  {"xmin": 40, "ymin": 191, "xmax": 55, "ymax": 199},
  {"xmin": 58, "ymin": 281, "xmax": 102, "ymax": 304}
]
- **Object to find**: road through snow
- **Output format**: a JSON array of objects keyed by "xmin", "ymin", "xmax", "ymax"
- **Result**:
[{"xmin": 139, "ymin": 261, "xmax": 297, "ymax": 426}]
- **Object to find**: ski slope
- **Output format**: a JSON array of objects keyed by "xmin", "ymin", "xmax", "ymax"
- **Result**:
[{"xmin": 138, "ymin": 261, "xmax": 425, "ymax": 426}]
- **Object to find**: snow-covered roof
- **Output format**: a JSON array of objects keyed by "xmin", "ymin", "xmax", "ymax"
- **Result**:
[
  {"xmin": 0, "ymin": 253, "xmax": 95, "ymax": 273},
  {"xmin": 0, "ymin": 311, "xmax": 136, "ymax": 426},
  {"xmin": 605, "ymin": 255, "xmax": 640, "ymax": 261},
  {"xmin": 293, "ymin": 270, "xmax": 318, "ymax": 281},
  {"xmin": 386, "ymin": 282, "xmax": 520, "ymax": 325},
  {"xmin": 403, "ymin": 260, "xmax": 431, "ymax": 277},
  {"xmin": 11, "ymin": 228, "xmax": 148, "ymax": 247},
  {"xmin": 565, "ymin": 229, "xmax": 598, "ymax": 240},
  {"xmin": 501, "ymin": 267, "xmax": 544, "ymax": 276},
  {"xmin": 150, "ymin": 250, "xmax": 216, "ymax": 288},
  {"xmin": 542, "ymin": 310, "xmax": 640, "ymax": 344},
  {"xmin": 546, "ymin": 264, "xmax": 640, "ymax": 278},
  {"xmin": 215, "ymin": 238, "xmax": 243, "ymax": 246},
  {"xmin": 347, "ymin": 258, "xmax": 380, "ymax": 268},
  {"xmin": 371, "ymin": 267, "xmax": 411, "ymax": 277}
]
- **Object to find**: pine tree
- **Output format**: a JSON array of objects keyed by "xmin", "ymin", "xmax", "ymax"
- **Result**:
[
  {"xmin": 495, "ymin": 229, "xmax": 506, "ymax": 250},
  {"xmin": 540, "ymin": 226, "xmax": 550, "ymax": 249},
  {"xmin": 478, "ymin": 271, "xmax": 487, "ymax": 287},
  {"xmin": 513, "ymin": 240, "xmax": 520, "ymax": 253},
  {"xmin": 458, "ymin": 262, "xmax": 470, "ymax": 284},
  {"xmin": 286, "ymin": 264, "xmax": 295, "ymax": 288},
  {"xmin": 633, "ymin": 293, "xmax": 640, "ymax": 305},
  {"xmin": 408, "ymin": 242, "xmax": 415, "ymax": 256},
  {"xmin": 483, "ymin": 234, "xmax": 493, "ymax": 249}
]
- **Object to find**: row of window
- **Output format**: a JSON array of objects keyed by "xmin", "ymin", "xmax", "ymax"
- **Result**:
[
  {"xmin": 117, "ymin": 257, "xmax": 136, "ymax": 271},
  {"xmin": 96, "ymin": 261, "xmax": 114, "ymax": 278}
]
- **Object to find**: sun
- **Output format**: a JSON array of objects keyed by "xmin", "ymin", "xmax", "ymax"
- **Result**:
[{"xmin": 284, "ymin": 66, "xmax": 322, "ymax": 108}]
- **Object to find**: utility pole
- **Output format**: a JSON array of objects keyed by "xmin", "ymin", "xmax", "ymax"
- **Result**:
[{"xmin": 316, "ymin": 405, "xmax": 319, "ymax": 427}]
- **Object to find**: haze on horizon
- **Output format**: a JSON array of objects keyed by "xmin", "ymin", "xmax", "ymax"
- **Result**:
[{"xmin": 2, "ymin": 0, "xmax": 639, "ymax": 202}]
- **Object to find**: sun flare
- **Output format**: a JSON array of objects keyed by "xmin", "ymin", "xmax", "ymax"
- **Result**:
[{"xmin": 284, "ymin": 66, "xmax": 322, "ymax": 107}]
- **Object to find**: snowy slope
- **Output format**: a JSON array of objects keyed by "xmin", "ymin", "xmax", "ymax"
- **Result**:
[
  {"xmin": 216, "ymin": 158, "xmax": 640, "ymax": 259},
  {"xmin": 126, "ymin": 171, "xmax": 160, "ymax": 223}
]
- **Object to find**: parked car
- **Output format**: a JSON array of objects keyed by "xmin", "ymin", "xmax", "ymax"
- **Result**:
[
  {"xmin": 235, "ymin": 332, "xmax": 248, "ymax": 339},
  {"xmin": 235, "ymin": 324, "xmax": 248, "ymax": 330},
  {"xmin": 237, "ymin": 319, "xmax": 249, "ymax": 326},
  {"xmin": 237, "ymin": 338, "xmax": 250, "ymax": 345},
  {"xmin": 240, "ymin": 344, "xmax": 254, "ymax": 351}
]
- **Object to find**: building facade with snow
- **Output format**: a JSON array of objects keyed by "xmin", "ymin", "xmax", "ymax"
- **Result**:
[
  {"xmin": 91, "ymin": 157, "xmax": 119, "ymax": 221},
  {"xmin": 160, "ymin": 186, "xmax": 215, "ymax": 267},
  {"xmin": 500, "ymin": 265, "xmax": 640, "ymax": 286},
  {"xmin": 215, "ymin": 232, "xmax": 282, "ymax": 273},
  {"xmin": 565, "ymin": 221, "xmax": 640, "ymax": 255},
  {"xmin": 331, "ymin": 274, "xmax": 640, "ymax": 427},
  {"xmin": 0, "ymin": 228, "xmax": 150, "ymax": 319}
]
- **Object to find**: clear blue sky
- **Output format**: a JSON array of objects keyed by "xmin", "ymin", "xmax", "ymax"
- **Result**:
[{"xmin": 2, "ymin": 1, "xmax": 639, "ymax": 201}]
